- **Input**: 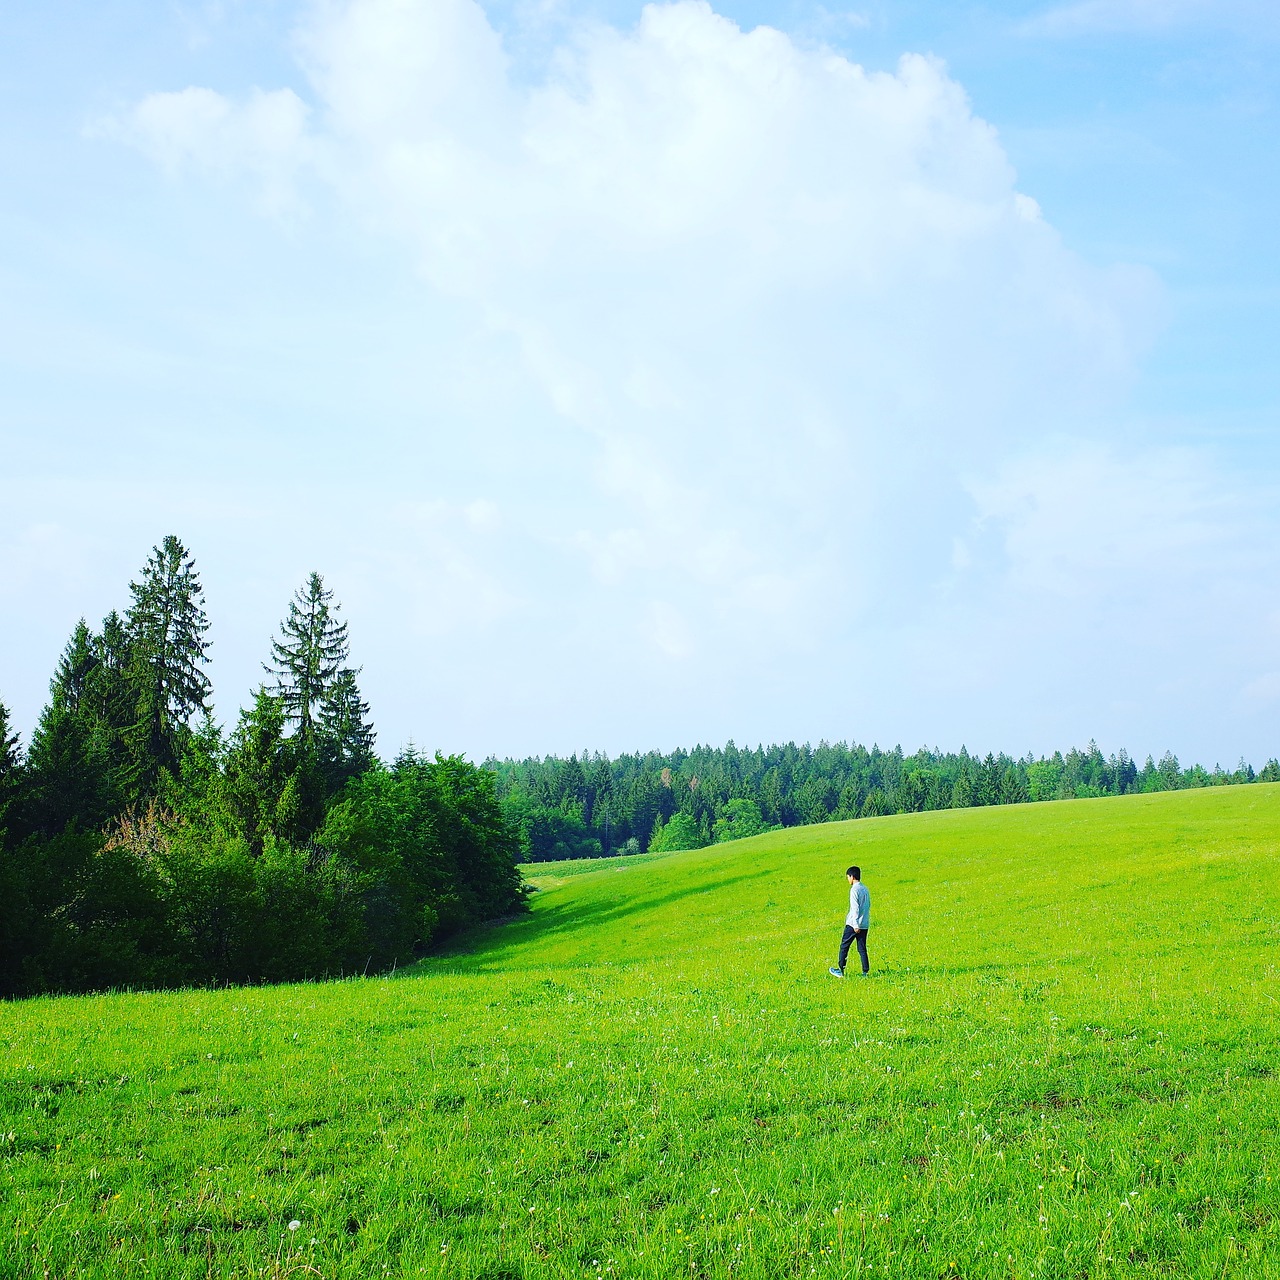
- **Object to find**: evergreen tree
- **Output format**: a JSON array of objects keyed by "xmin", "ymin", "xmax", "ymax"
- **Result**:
[
  {"xmin": 1157, "ymin": 751, "xmax": 1182, "ymax": 791},
  {"xmin": 22, "ymin": 622, "xmax": 115, "ymax": 835},
  {"xmin": 267, "ymin": 573, "xmax": 350, "ymax": 749},
  {"xmin": 124, "ymin": 536, "xmax": 212, "ymax": 799},
  {"xmin": 0, "ymin": 696, "xmax": 26, "ymax": 990},
  {"xmin": 87, "ymin": 610, "xmax": 136, "ymax": 790},
  {"xmin": 588, "ymin": 756, "xmax": 613, "ymax": 837},
  {"xmin": 221, "ymin": 689, "xmax": 291, "ymax": 855},
  {"xmin": 52, "ymin": 619, "xmax": 99, "ymax": 710},
  {"xmin": 318, "ymin": 667, "xmax": 376, "ymax": 790},
  {"xmin": 0, "ymin": 697, "xmax": 20, "ymax": 830},
  {"xmin": 998, "ymin": 766, "xmax": 1028, "ymax": 805}
]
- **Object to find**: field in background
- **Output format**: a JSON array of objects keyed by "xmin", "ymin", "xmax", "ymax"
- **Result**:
[{"xmin": 3, "ymin": 786, "xmax": 1279, "ymax": 1278}]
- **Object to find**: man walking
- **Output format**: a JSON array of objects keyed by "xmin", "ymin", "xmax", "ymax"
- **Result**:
[{"xmin": 829, "ymin": 865, "xmax": 870, "ymax": 978}]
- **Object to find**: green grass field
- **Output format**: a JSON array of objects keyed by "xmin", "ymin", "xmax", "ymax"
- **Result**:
[{"xmin": 4, "ymin": 785, "xmax": 1279, "ymax": 1279}]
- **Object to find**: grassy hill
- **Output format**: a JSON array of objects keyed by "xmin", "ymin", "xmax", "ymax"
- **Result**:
[{"xmin": 4, "ymin": 785, "xmax": 1279, "ymax": 1278}]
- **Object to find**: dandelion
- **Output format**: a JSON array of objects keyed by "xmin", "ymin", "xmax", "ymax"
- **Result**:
[{"xmin": 288, "ymin": 1221, "xmax": 301, "ymax": 1232}]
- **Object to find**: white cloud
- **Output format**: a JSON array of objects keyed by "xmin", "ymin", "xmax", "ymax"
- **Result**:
[
  {"xmin": 960, "ymin": 443, "xmax": 1258, "ymax": 599},
  {"xmin": 245, "ymin": 0, "xmax": 1158, "ymax": 631},
  {"xmin": 92, "ymin": 0, "xmax": 1280, "ymax": 761},
  {"xmin": 95, "ymin": 85, "xmax": 312, "ymax": 214}
]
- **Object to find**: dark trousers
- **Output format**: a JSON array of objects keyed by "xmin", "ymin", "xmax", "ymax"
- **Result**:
[{"xmin": 839, "ymin": 926, "xmax": 869, "ymax": 974}]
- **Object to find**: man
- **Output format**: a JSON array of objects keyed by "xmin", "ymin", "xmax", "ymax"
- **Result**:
[{"xmin": 829, "ymin": 865, "xmax": 870, "ymax": 978}]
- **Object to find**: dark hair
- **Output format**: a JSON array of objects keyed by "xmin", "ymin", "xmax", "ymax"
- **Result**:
[{"xmin": 847, "ymin": 866, "xmax": 860, "ymax": 880}]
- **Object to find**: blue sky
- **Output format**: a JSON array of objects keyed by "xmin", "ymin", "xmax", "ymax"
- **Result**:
[{"xmin": 1, "ymin": 0, "xmax": 1278, "ymax": 766}]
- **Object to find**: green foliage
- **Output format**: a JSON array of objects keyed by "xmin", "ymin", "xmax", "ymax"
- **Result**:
[
  {"xmin": 22, "ymin": 636, "xmax": 117, "ymax": 837},
  {"xmin": 318, "ymin": 666, "xmax": 377, "ymax": 791},
  {"xmin": 263, "ymin": 572, "xmax": 376, "ymax": 816},
  {"xmin": 320, "ymin": 751, "xmax": 525, "ymax": 968},
  {"xmin": 267, "ymin": 572, "xmax": 350, "ymax": 748},
  {"xmin": 1026, "ymin": 757, "xmax": 1061, "ymax": 801},
  {"xmin": 0, "ymin": 825, "xmax": 173, "ymax": 997},
  {"xmin": 218, "ymin": 688, "xmax": 292, "ymax": 854},
  {"xmin": 860, "ymin": 787, "xmax": 890, "ymax": 817},
  {"xmin": 648, "ymin": 810, "xmax": 702, "ymax": 852},
  {"xmin": 711, "ymin": 797, "xmax": 769, "ymax": 843},
  {"xmin": 0, "ymin": 538, "xmax": 524, "ymax": 998},
  {"xmin": 487, "ymin": 736, "xmax": 1263, "ymax": 863},
  {"xmin": 157, "ymin": 826, "xmax": 364, "ymax": 985},
  {"xmin": 4, "ymin": 786, "xmax": 1280, "ymax": 1277},
  {"xmin": 123, "ymin": 536, "xmax": 212, "ymax": 800},
  {"xmin": 502, "ymin": 789, "xmax": 602, "ymax": 862}
]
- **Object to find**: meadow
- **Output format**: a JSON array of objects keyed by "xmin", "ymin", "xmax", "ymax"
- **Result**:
[{"xmin": 3, "ymin": 785, "xmax": 1279, "ymax": 1279}]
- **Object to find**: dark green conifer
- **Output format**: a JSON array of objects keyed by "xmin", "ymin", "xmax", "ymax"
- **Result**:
[
  {"xmin": 89, "ymin": 611, "xmax": 136, "ymax": 780},
  {"xmin": 318, "ymin": 667, "xmax": 376, "ymax": 791},
  {"xmin": 0, "ymin": 697, "xmax": 20, "ymax": 829},
  {"xmin": 222, "ymin": 689, "xmax": 290, "ymax": 855},
  {"xmin": 22, "ymin": 622, "xmax": 115, "ymax": 835},
  {"xmin": 266, "ymin": 573, "xmax": 349, "ymax": 749},
  {"xmin": 124, "ymin": 536, "xmax": 212, "ymax": 798}
]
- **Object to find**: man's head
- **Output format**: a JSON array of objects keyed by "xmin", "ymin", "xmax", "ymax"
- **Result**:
[{"xmin": 847, "ymin": 865, "xmax": 860, "ymax": 882}]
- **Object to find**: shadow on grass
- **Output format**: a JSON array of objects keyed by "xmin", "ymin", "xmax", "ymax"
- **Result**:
[{"xmin": 422, "ymin": 868, "xmax": 776, "ymax": 972}]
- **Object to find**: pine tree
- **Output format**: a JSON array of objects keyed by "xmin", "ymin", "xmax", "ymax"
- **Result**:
[
  {"xmin": 55, "ymin": 619, "xmax": 100, "ymax": 710},
  {"xmin": 318, "ymin": 667, "xmax": 376, "ymax": 791},
  {"xmin": 0, "ymin": 698, "xmax": 20, "ymax": 830},
  {"xmin": 22, "ymin": 622, "xmax": 116, "ymax": 835},
  {"xmin": 124, "ymin": 536, "xmax": 212, "ymax": 798},
  {"xmin": 222, "ymin": 689, "xmax": 290, "ymax": 855},
  {"xmin": 266, "ymin": 573, "xmax": 349, "ymax": 749},
  {"xmin": 89, "ymin": 611, "xmax": 136, "ymax": 773}
]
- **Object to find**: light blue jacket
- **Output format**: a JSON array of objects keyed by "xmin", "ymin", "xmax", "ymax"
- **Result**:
[{"xmin": 846, "ymin": 881, "xmax": 870, "ymax": 930}]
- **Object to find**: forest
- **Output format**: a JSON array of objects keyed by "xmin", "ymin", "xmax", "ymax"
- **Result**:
[
  {"xmin": 488, "ymin": 738, "xmax": 1280, "ymax": 861},
  {"xmin": 0, "ymin": 536, "xmax": 524, "ymax": 998},
  {"xmin": 3, "ymin": 535, "xmax": 1277, "ymax": 996}
]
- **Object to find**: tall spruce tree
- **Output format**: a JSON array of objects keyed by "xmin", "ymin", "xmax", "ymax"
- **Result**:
[
  {"xmin": 50, "ymin": 619, "xmax": 99, "ymax": 711},
  {"xmin": 267, "ymin": 573, "xmax": 349, "ymax": 750},
  {"xmin": 222, "ymin": 688, "xmax": 291, "ymax": 855},
  {"xmin": 21, "ymin": 621, "xmax": 118, "ymax": 835},
  {"xmin": 318, "ymin": 666, "xmax": 376, "ymax": 789},
  {"xmin": 0, "ymin": 697, "xmax": 19, "ymax": 828},
  {"xmin": 89, "ymin": 610, "xmax": 136, "ymax": 776},
  {"xmin": 124, "ymin": 536, "xmax": 212, "ymax": 799}
]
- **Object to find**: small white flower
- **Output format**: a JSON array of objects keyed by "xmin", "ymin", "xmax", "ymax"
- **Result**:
[{"xmin": 288, "ymin": 1220, "xmax": 301, "ymax": 1232}]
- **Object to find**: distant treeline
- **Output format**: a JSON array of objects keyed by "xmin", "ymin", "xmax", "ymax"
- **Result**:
[
  {"xmin": 487, "ymin": 740, "xmax": 1280, "ymax": 862},
  {"xmin": 0, "ymin": 537, "xmax": 524, "ymax": 999}
]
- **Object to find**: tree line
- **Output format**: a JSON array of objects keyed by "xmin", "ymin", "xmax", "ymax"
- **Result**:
[
  {"xmin": 0, "ymin": 536, "xmax": 524, "ymax": 998},
  {"xmin": 487, "ymin": 738, "xmax": 1280, "ymax": 861}
]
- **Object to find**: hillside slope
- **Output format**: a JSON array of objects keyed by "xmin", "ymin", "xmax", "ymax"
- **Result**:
[{"xmin": 4, "ymin": 786, "xmax": 1279, "ymax": 1279}]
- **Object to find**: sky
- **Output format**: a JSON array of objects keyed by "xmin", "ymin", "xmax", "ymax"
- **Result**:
[{"xmin": 1, "ymin": 0, "xmax": 1278, "ymax": 766}]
